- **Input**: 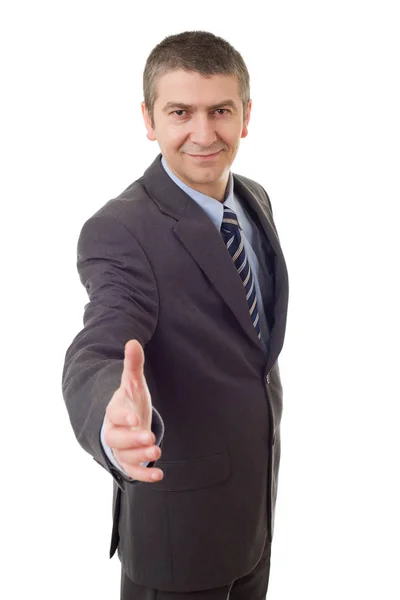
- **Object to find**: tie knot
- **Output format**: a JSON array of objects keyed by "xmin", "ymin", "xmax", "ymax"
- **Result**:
[{"xmin": 221, "ymin": 206, "xmax": 240, "ymax": 235}]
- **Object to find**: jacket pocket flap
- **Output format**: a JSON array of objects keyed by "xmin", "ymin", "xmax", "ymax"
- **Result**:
[{"xmin": 148, "ymin": 451, "xmax": 230, "ymax": 492}]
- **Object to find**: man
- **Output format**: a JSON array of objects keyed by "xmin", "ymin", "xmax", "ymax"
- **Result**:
[{"xmin": 62, "ymin": 30, "xmax": 289, "ymax": 599}]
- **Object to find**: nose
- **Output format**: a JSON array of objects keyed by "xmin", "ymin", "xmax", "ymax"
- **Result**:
[{"xmin": 189, "ymin": 113, "xmax": 218, "ymax": 149}]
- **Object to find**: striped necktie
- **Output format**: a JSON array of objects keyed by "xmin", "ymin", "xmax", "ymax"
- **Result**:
[{"xmin": 221, "ymin": 206, "xmax": 261, "ymax": 339}]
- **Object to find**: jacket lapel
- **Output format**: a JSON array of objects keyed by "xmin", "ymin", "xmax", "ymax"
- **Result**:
[
  {"xmin": 233, "ymin": 176, "xmax": 289, "ymax": 372},
  {"xmin": 173, "ymin": 201, "xmax": 264, "ymax": 350},
  {"xmin": 141, "ymin": 154, "xmax": 288, "ymax": 362}
]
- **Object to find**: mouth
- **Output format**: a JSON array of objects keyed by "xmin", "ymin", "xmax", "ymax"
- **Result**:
[{"xmin": 186, "ymin": 150, "xmax": 222, "ymax": 160}]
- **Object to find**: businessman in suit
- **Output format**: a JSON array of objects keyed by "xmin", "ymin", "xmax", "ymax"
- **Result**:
[{"xmin": 62, "ymin": 31, "xmax": 289, "ymax": 599}]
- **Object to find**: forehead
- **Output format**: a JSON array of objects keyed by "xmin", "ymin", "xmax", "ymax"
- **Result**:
[{"xmin": 154, "ymin": 69, "xmax": 241, "ymax": 106}]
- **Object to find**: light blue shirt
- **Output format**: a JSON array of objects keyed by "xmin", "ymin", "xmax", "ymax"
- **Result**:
[{"xmin": 101, "ymin": 155, "xmax": 274, "ymax": 475}]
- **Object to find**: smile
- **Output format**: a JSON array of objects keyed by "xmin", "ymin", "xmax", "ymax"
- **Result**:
[{"xmin": 186, "ymin": 150, "xmax": 222, "ymax": 160}]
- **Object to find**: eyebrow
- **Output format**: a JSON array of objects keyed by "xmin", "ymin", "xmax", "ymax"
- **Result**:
[{"xmin": 162, "ymin": 99, "xmax": 238, "ymax": 113}]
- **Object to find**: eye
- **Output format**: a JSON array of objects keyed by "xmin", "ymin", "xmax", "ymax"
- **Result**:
[
  {"xmin": 215, "ymin": 109, "xmax": 229, "ymax": 115},
  {"xmin": 172, "ymin": 110, "xmax": 187, "ymax": 117}
]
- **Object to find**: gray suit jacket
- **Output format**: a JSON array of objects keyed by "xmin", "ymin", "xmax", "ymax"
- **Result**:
[{"xmin": 62, "ymin": 153, "xmax": 289, "ymax": 593}]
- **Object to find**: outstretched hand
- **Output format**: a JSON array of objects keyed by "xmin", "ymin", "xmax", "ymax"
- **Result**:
[{"xmin": 104, "ymin": 340, "xmax": 163, "ymax": 482}]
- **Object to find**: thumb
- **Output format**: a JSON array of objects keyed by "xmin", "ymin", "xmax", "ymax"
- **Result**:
[{"xmin": 121, "ymin": 339, "xmax": 145, "ymax": 394}]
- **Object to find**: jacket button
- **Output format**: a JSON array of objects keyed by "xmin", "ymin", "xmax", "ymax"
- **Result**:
[{"xmin": 266, "ymin": 373, "xmax": 271, "ymax": 384}]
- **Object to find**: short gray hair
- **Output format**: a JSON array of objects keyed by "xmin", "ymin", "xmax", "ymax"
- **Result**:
[{"xmin": 143, "ymin": 30, "xmax": 251, "ymax": 126}]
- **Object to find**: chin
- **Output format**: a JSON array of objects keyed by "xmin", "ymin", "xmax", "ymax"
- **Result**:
[{"xmin": 190, "ymin": 169, "xmax": 222, "ymax": 181}]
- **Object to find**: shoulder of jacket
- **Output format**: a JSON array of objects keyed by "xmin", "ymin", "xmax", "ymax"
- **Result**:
[
  {"xmin": 233, "ymin": 173, "xmax": 273, "ymax": 214},
  {"xmin": 85, "ymin": 178, "xmax": 154, "ymax": 224}
]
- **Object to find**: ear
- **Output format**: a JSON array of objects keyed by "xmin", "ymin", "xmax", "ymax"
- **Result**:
[
  {"xmin": 241, "ymin": 99, "xmax": 252, "ymax": 139},
  {"xmin": 141, "ymin": 102, "xmax": 157, "ymax": 141}
]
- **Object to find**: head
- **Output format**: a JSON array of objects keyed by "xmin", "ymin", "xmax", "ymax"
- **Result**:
[{"xmin": 141, "ymin": 31, "xmax": 252, "ymax": 201}]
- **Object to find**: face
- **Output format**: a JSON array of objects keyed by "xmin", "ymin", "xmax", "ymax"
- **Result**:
[{"xmin": 141, "ymin": 69, "xmax": 251, "ymax": 202}]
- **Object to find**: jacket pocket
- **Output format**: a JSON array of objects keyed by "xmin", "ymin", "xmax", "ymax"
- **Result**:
[{"xmin": 147, "ymin": 451, "xmax": 230, "ymax": 492}]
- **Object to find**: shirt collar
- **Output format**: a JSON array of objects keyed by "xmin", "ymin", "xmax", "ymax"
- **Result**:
[{"xmin": 161, "ymin": 155, "xmax": 236, "ymax": 231}]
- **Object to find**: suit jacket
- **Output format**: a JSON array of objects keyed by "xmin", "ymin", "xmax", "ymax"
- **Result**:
[{"xmin": 62, "ymin": 153, "xmax": 289, "ymax": 593}]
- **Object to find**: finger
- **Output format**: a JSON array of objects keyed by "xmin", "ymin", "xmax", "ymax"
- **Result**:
[
  {"xmin": 105, "ymin": 399, "xmax": 139, "ymax": 428},
  {"xmin": 114, "ymin": 444, "xmax": 161, "ymax": 465},
  {"xmin": 118, "ymin": 462, "xmax": 164, "ymax": 483},
  {"xmin": 121, "ymin": 340, "xmax": 145, "ymax": 394},
  {"xmin": 104, "ymin": 425, "xmax": 155, "ymax": 450}
]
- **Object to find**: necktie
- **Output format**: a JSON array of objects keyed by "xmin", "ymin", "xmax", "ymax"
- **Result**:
[{"xmin": 221, "ymin": 206, "xmax": 262, "ymax": 339}]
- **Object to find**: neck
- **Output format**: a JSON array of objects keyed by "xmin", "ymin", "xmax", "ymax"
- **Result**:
[{"xmin": 163, "ymin": 159, "xmax": 230, "ymax": 203}]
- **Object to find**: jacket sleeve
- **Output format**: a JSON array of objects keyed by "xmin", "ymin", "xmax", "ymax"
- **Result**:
[{"xmin": 61, "ymin": 213, "xmax": 163, "ymax": 490}]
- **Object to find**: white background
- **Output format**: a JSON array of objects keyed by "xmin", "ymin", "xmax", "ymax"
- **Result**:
[{"xmin": 1, "ymin": 1, "xmax": 399, "ymax": 598}]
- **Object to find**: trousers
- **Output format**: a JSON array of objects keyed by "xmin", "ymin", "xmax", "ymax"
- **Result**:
[{"xmin": 120, "ymin": 539, "xmax": 272, "ymax": 600}]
